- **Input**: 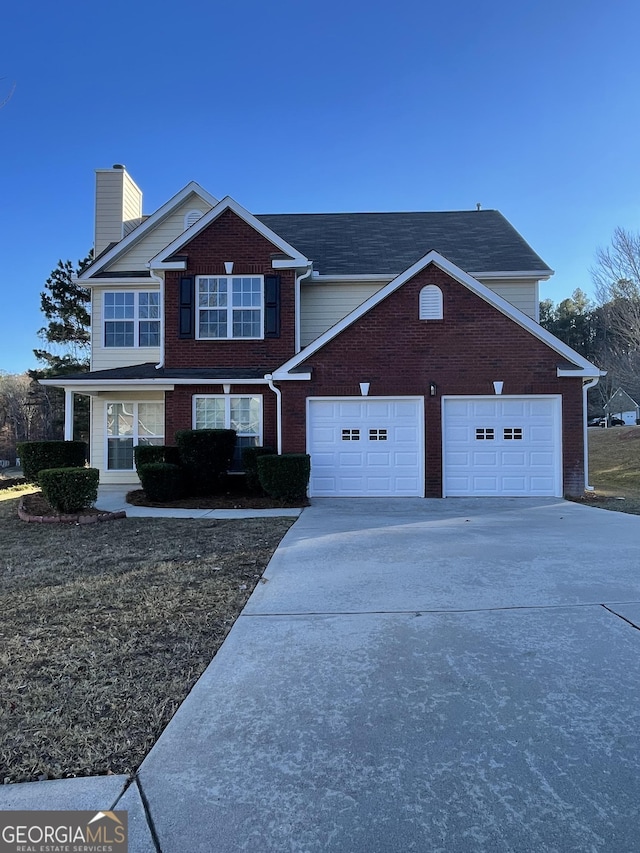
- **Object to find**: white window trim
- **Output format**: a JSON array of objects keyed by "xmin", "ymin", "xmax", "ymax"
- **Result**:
[
  {"xmin": 195, "ymin": 275, "xmax": 264, "ymax": 341},
  {"xmin": 103, "ymin": 290, "xmax": 161, "ymax": 348},
  {"xmin": 104, "ymin": 400, "xmax": 164, "ymax": 471},
  {"xmin": 192, "ymin": 394, "xmax": 263, "ymax": 443}
]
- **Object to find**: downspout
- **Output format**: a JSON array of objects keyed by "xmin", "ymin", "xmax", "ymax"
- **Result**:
[
  {"xmin": 583, "ymin": 376, "xmax": 601, "ymax": 491},
  {"xmin": 295, "ymin": 264, "xmax": 313, "ymax": 353},
  {"xmin": 265, "ymin": 374, "xmax": 282, "ymax": 454},
  {"xmin": 149, "ymin": 268, "xmax": 165, "ymax": 369}
]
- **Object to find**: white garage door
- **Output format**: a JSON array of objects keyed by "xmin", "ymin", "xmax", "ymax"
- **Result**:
[
  {"xmin": 307, "ymin": 398, "xmax": 424, "ymax": 496},
  {"xmin": 443, "ymin": 396, "xmax": 562, "ymax": 497}
]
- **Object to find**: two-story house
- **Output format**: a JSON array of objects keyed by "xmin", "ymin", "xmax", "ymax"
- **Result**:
[{"xmin": 42, "ymin": 165, "xmax": 602, "ymax": 498}]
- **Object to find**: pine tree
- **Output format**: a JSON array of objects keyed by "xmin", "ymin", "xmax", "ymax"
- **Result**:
[{"xmin": 33, "ymin": 252, "xmax": 93, "ymax": 373}]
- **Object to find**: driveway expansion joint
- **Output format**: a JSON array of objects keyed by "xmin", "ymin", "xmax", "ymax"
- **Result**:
[
  {"xmin": 602, "ymin": 603, "xmax": 640, "ymax": 631},
  {"xmin": 242, "ymin": 602, "xmax": 623, "ymax": 617}
]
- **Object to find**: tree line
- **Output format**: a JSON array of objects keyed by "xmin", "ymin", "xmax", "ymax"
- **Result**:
[{"xmin": 540, "ymin": 227, "xmax": 640, "ymax": 413}]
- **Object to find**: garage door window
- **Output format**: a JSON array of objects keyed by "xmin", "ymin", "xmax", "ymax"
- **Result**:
[
  {"xmin": 504, "ymin": 428, "xmax": 523, "ymax": 440},
  {"xmin": 475, "ymin": 428, "xmax": 495, "ymax": 440},
  {"xmin": 342, "ymin": 429, "xmax": 360, "ymax": 440},
  {"xmin": 369, "ymin": 429, "xmax": 388, "ymax": 441}
]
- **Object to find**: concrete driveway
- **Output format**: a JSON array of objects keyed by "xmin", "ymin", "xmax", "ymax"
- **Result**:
[{"xmin": 139, "ymin": 498, "xmax": 640, "ymax": 852}]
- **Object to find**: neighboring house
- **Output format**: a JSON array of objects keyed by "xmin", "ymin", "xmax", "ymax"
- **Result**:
[
  {"xmin": 604, "ymin": 388, "xmax": 639, "ymax": 425},
  {"xmin": 41, "ymin": 165, "xmax": 604, "ymax": 498}
]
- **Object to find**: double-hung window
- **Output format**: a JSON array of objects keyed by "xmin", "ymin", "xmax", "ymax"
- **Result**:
[
  {"xmin": 106, "ymin": 402, "xmax": 164, "ymax": 470},
  {"xmin": 197, "ymin": 276, "xmax": 263, "ymax": 339},
  {"xmin": 194, "ymin": 395, "xmax": 262, "ymax": 470},
  {"xmin": 104, "ymin": 291, "xmax": 160, "ymax": 347}
]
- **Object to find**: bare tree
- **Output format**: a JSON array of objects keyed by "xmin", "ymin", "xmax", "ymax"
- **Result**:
[{"xmin": 592, "ymin": 227, "xmax": 640, "ymax": 352}]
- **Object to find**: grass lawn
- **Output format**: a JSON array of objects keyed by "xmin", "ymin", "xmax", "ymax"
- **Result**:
[
  {"xmin": 0, "ymin": 484, "xmax": 293, "ymax": 784},
  {"xmin": 580, "ymin": 425, "xmax": 640, "ymax": 514}
]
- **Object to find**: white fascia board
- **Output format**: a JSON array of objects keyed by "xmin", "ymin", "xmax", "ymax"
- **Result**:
[
  {"xmin": 468, "ymin": 269, "xmax": 554, "ymax": 280},
  {"xmin": 273, "ymin": 250, "xmax": 598, "ymax": 377},
  {"xmin": 557, "ymin": 368, "xmax": 605, "ymax": 378},
  {"xmin": 39, "ymin": 377, "xmax": 270, "ymax": 388},
  {"xmin": 79, "ymin": 182, "xmax": 218, "ymax": 280},
  {"xmin": 78, "ymin": 277, "xmax": 157, "ymax": 288},
  {"xmin": 149, "ymin": 261, "xmax": 187, "ymax": 271},
  {"xmin": 270, "ymin": 372, "xmax": 312, "ymax": 381},
  {"xmin": 148, "ymin": 196, "xmax": 310, "ymax": 269},
  {"xmin": 38, "ymin": 381, "xmax": 176, "ymax": 393},
  {"xmin": 271, "ymin": 257, "xmax": 311, "ymax": 269}
]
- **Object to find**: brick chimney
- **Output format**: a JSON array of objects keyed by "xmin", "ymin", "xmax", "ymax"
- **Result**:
[{"xmin": 94, "ymin": 165, "xmax": 143, "ymax": 256}]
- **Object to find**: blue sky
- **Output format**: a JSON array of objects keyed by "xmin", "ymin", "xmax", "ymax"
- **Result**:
[{"xmin": 2, "ymin": 0, "xmax": 639, "ymax": 374}]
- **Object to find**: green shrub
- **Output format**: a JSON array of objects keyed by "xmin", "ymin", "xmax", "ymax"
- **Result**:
[
  {"xmin": 242, "ymin": 446, "xmax": 276, "ymax": 493},
  {"xmin": 257, "ymin": 454, "xmax": 310, "ymax": 502},
  {"xmin": 39, "ymin": 467, "xmax": 99, "ymax": 513},
  {"xmin": 138, "ymin": 462, "xmax": 183, "ymax": 503},
  {"xmin": 134, "ymin": 444, "xmax": 182, "ymax": 473},
  {"xmin": 17, "ymin": 441, "xmax": 87, "ymax": 483},
  {"xmin": 175, "ymin": 429, "xmax": 237, "ymax": 495}
]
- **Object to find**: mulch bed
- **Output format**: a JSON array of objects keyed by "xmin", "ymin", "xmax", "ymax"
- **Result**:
[
  {"xmin": 127, "ymin": 488, "xmax": 309, "ymax": 510},
  {"xmin": 18, "ymin": 492, "xmax": 125, "ymax": 524}
]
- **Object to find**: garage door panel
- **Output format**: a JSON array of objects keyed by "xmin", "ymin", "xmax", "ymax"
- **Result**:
[
  {"xmin": 308, "ymin": 398, "xmax": 424, "ymax": 497},
  {"xmin": 444, "ymin": 396, "xmax": 562, "ymax": 497}
]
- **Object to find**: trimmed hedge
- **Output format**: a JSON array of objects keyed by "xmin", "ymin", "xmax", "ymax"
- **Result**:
[
  {"xmin": 138, "ymin": 462, "xmax": 183, "ymax": 503},
  {"xmin": 175, "ymin": 429, "xmax": 237, "ymax": 495},
  {"xmin": 17, "ymin": 441, "xmax": 87, "ymax": 484},
  {"xmin": 134, "ymin": 444, "xmax": 182, "ymax": 473},
  {"xmin": 257, "ymin": 454, "xmax": 310, "ymax": 502},
  {"xmin": 242, "ymin": 446, "xmax": 276, "ymax": 493},
  {"xmin": 39, "ymin": 467, "xmax": 99, "ymax": 513}
]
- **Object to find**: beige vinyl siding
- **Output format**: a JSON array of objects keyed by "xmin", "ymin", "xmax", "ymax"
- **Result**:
[
  {"xmin": 91, "ymin": 392, "xmax": 164, "ymax": 484},
  {"xmin": 91, "ymin": 286, "xmax": 161, "ymax": 370},
  {"xmin": 109, "ymin": 197, "xmax": 212, "ymax": 272},
  {"xmin": 122, "ymin": 171, "xmax": 143, "ymax": 236},
  {"xmin": 95, "ymin": 171, "xmax": 126, "ymax": 255},
  {"xmin": 477, "ymin": 278, "xmax": 539, "ymax": 321},
  {"xmin": 300, "ymin": 280, "xmax": 388, "ymax": 345}
]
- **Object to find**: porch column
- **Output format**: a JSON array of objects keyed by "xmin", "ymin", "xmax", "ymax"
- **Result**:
[{"xmin": 64, "ymin": 390, "xmax": 74, "ymax": 440}]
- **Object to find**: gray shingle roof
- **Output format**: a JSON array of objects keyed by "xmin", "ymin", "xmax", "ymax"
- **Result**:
[
  {"xmin": 50, "ymin": 364, "xmax": 269, "ymax": 382},
  {"xmin": 256, "ymin": 210, "xmax": 551, "ymax": 277}
]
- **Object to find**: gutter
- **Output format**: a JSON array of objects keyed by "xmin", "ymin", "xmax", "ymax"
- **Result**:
[
  {"xmin": 583, "ymin": 376, "xmax": 601, "ymax": 491},
  {"xmin": 295, "ymin": 264, "xmax": 313, "ymax": 353},
  {"xmin": 149, "ymin": 268, "xmax": 165, "ymax": 369},
  {"xmin": 265, "ymin": 374, "xmax": 282, "ymax": 454}
]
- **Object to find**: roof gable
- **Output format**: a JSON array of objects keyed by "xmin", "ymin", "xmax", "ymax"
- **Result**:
[
  {"xmin": 605, "ymin": 388, "xmax": 639, "ymax": 412},
  {"xmin": 79, "ymin": 182, "xmax": 218, "ymax": 280},
  {"xmin": 149, "ymin": 196, "xmax": 310, "ymax": 270},
  {"xmin": 274, "ymin": 251, "xmax": 600, "ymax": 378}
]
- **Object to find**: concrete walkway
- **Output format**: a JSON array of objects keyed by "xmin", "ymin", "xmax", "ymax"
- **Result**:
[
  {"xmin": 95, "ymin": 484, "xmax": 302, "ymax": 519},
  {"xmin": 3, "ymin": 498, "xmax": 640, "ymax": 851}
]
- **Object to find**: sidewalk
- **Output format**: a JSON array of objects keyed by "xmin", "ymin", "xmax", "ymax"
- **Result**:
[{"xmin": 95, "ymin": 484, "xmax": 302, "ymax": 519}]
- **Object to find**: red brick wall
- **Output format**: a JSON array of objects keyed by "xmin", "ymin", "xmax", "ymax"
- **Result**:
[
  {"xmin": 165, "ymin": 384, "xmax": 278, "ymax": 450},
  {"xmin": 279, "ymin": 264, "xmax": 585, "ymax": 496},
  {"xmin": 164, "ymin": 209, "xmax": 296, "ymax": 370}
]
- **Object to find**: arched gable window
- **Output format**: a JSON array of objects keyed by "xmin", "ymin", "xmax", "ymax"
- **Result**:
[
  {"xmin": 184, "ymin": 209, "xmax": 204, "ymax": 229},
  {"xmin": 419, "ymin": 285, "xmax": 443, "ymax": 320}
]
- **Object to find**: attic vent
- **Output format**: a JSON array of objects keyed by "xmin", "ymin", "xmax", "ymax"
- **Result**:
[
  {"xmin": 184, "ymin": 209, "xmax": 204, "ymax": 229},
  {"xmin": 419, "ymin": 285, "xmax": 443, "ymax": 320}
]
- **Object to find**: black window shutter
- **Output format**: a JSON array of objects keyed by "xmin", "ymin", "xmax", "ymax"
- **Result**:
[
  {"xmin": 264, "ymin": 275, "xmax": 281, "ymax": 338},
  {"xmin": 179, "ymin": 276, "xmax": 195, "ymax": 339}
]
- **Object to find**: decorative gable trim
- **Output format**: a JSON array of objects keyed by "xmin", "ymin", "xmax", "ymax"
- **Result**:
[
  {"xmin": 78, "ymin": 182, "xmax": 218, "ymax": 280},
  {"xmin": 272, "ymin": 250, "xmax": 602, "ymax": 379},
  {"xmin": 148, "ymin": 196, "xmax": 310, "ymax": 270}
]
